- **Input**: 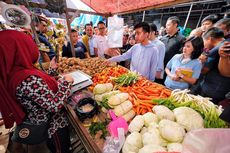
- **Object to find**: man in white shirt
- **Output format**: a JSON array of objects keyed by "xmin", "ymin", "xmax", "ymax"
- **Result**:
[
  {"xmin": 93, "ymin": 21, "xmax": 109, "ymax": 58},
  {"xmin": 149, "ymin": 24, "xmax": 166, "ymax": 80},
  {"xmin": 82, "ymin": 24, "xmax": 95, "ymax": 57}
]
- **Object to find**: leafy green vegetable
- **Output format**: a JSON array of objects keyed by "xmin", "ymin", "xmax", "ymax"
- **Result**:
[
  {"xmin": 112, "ymin": 72, "xmax": 139, "ymax": 88},
  {"xmin": 100, "ymin": 98, "xmax": 111, "ymax": 110},
  {"xmin": 89, "ymin": 121, "xmax": 109, "ymax": 139}
]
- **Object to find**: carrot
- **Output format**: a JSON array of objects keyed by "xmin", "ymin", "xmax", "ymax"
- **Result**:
[
  {"xmin": 146, "ymin": 106, "xmax": 152, "ymax": 112},
  {"xmin": 128, "ymin": 94, "xmax": 133, "ymax": 102},
  {"xmin": 136, "ymin": 94, "xmax": 153, "ymax": 100},
  {"xmin": 136, "ymin": 106, "xmax": 141, "ymax": 115},
  {"xmin": 144, "ymin": 88, "xmax": 161, "ymax": 94},
  {"xmin": 139, "ymin": 101, "xmax": 154, "ymax": 108},
  {"xmin": 141, "ymin": 108, "xmax": 148, "ymax": 115},
  {"xmin": 140, "ymin": 80, "xmax": 148, "ymax": 87},
  {"xmin": 130, "ymin": 92, "xmax": 138, "ymax": 100}
]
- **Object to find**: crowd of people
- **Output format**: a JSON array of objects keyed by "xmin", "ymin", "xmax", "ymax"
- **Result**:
[{"xmin": 0, "ymin": 13, "xmax": 230, "ymax": 153}]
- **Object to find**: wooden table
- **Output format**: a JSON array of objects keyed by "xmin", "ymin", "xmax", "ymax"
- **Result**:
[{"xmin": 66, "ymin": 104, "xmax": 105, "ymax": 153}]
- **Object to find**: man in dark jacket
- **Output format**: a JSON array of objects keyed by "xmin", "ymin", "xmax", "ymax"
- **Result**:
[{"xmin": 158, "ymin": 16, "xmax": 185, "ymax": 83}]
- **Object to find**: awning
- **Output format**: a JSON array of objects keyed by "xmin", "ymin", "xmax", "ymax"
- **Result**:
[{"xmin": 79, "ymin": 0, "xmax": 192, "ymax": 15}]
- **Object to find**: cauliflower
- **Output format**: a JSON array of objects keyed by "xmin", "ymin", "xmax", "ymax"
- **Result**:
[
  {"xmin": 138, "ymin": 144, "xmax": 166, "ymax": 153},
  {"xmin": 142, "ymin": 131, "xmax": 163, "ymax": 146},
  {"xmin": 143, "ymin": 112, "xmax": 158, "ymax": 127},
  {"xmin": 128, "ymin": 115, "xmax": 144, "ymax": 133},
  {"xmin": 173, "ymin": 107, "xmax": 204, "ymax": 132},
  {"xmin": 159, "ymin": 119, "xmax": 186, "ymax": 143},
  {"xmin": 167, "ymin": 143, "xmax": 183, "ymax": 152},
  {"xmin": 122, "ymin": 132, "xmax": 142, "ymax": 153},
  {"xmin": 153, "ymin": 105, "xmax": 175, "ymax": 121}
]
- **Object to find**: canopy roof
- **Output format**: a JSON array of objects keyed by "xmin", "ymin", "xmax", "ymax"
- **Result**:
[
  {"xmin": 3, "ymin": 0, "xmax": 192, "ymax": 16},
  {"xmin": 79, "ymin": 0, "xmax": 191, "ymax": 15}
]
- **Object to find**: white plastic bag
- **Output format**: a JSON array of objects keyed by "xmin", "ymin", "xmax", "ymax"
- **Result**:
[
  {"xmin": 107, "ymin": 15, "xmax": 124, "ymax": 48},
  {"xmin": 182, "ymin": 129, "xmax": 230, "ymax": 153}
]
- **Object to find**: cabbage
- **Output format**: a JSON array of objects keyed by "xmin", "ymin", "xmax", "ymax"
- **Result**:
[
  {"xmin": 159, "ymin": 119, "xmax": 186, "ymax": 143},
  {"xmin": 138, "ymin": 144, "xmax": 166, "ymax": 153},
  {"xmin": 142, "ymin": 130, "xmax": 163, "ymax": 146},
  {"xmin": 173, "ymin": 107, "xmax": 204, "ymax": 132},
  {"xmin": 128, "ymin": 115, "xmax": 144, "ymax": 133},
  {"xmin": 147, "ymin": 122, "xmax": 159, "ymax": 132},
  {"xmin": 143, "ymin": 112, "xmax": 158, "ymax": 127},
  {"xmin": 153, "ymin": 105, "xmax": 175, "ymax": 121},
  {"xmin": 122, "ymin": 132, "xmax": 142, "ymax": 153},
  {"xmin": 93, "ymin": 83, "xmax": 113, "ymax": 95},
  {"xmin": 167, "ymin": 143, "xmax": 183, "ymax": 152}
]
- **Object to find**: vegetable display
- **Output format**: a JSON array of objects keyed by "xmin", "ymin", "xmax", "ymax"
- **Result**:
[
  {"xmin": 119, "ymin": 78, "xmax": 171, "ymax": 115},
  {"xmin": 57, "ymin": 57, "xmax": 116, "ymax": 76},
  {"xmin": 122, "ymin": 105, "xmax": 205, "ymax": 153},
  {"xmin": 154, "ymin": 89, "xmax": 228, "ymax": 128}
]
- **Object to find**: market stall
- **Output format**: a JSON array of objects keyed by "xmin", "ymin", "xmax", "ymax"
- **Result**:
[
  {"xmin": 1, "ymin": 1, "xmax": 229, "ymax": 153},
  {"xmin": 57, "ymin": 55, "xmax": 228, "ymax": 153}
]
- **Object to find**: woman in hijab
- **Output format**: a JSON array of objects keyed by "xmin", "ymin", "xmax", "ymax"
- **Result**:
[{"xmin": 0, "ymin": 30, "xmax": 73, "ymax": 153}]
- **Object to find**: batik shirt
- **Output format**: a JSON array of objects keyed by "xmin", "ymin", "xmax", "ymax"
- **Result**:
[{"xmin": 15, "ymin": 69, "xmax": 71, "ymax": 138}]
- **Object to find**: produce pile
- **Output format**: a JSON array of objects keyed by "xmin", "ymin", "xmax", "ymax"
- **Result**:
[
  {"xmin": 90, "ymin": 66, "xmax": 128, "ymax": 90},
  {"xmin": 57, "ymin": 57, "xmax": 116, "ymax": 76},
  {"xmin": 154, "ymin": 89, "xmax": 228, "ymax": 128},
  {"xmin": 93, "ymin": 83, "xmax": 136, "ymax": 122},
  {"xmin": 119, "ymin": 78, "xmax": 171, "ymax": 115},
  {"xmin": 123, "ymin": 105, "xmax": 205, "ymax": 153}
]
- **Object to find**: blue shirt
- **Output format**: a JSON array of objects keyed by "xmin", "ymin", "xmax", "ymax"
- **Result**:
[
  {"xmin": 38, "ymin": 33, "xmax": 56, "ymax": 61},
  {"xmin": 88, "ymin": 36, "xmax": 95, "ymax": 56},
  {"xmin": 108, "ymin": 42, "xmax": 158, "ymax": 81},
  {"xmin": 151, "ymin": 39, "xmax": 165, "ymax": 78},
  {"xmin": 62, "ymin": 42, "xmax": 87, "ymax": 59},
  {"xmin": 164, "ymin": 54, "xmax": 202, "ymax": 89}
]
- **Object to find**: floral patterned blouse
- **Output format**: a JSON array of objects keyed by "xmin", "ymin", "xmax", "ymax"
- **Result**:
[{"xmin": 15, "ymin": 70, "xmax": 71, "ymax": 138}]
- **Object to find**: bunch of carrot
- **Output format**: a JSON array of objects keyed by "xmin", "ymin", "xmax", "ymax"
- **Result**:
[{"xmin": 119, "ymin": 77, "xmax": 172, "ymax": 115}]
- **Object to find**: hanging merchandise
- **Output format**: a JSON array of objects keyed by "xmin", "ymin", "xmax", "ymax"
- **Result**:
[
  {"xmin": 107, "ymin": 15, "xmax": 124, "ymax": 48},
  {"xmin": 0, "ymin": 2, "xmax": 31, "ymax": 28}
]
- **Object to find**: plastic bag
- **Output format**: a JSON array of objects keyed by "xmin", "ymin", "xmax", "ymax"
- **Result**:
[
  {"xmin": 107, "ymin": 15, "xmax": 124, "ymax": 48},
  {"xmin": 103, "ymin": 128, "xmax": 125, "ymax": 153},
  {"xmin": 182, "ymin": 129, "xmax": 230, "ymax": 153}
]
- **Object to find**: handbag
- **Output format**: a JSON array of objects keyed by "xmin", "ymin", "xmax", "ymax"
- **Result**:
[{"xmin": 11, "ymin": 120, "xmax": 48, "ymax": 145}]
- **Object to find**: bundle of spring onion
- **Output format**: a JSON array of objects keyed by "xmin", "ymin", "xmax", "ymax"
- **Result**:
[
  {"xmin": 112, "ymin": 71, "xmax": 139, "ymax": 89},
  {"xmin": 154, "ymin": 89, "xmax": 228, "ymax": 128}
]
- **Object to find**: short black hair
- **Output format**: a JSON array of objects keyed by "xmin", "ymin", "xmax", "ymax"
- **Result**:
[
  {"xmin": 201, "ymin": 14, "xmax": 219, "ymax": 24},
  {"xmin": 85, "ymin": 23, "xmax": 92, "ymax": 29},
  {"xmin": 215, "ymin": 18, "xmax": 230, "ymax": 30},
  {"xmin": 184, "ymin": 36, "xmax": 204, "ymax": 59},
  {"xmin": 150, "ymin": 24, "xmax": 158, "ymax": 32},
  {"xmin": 134, "ymin": 22, "xmax": 150, "ymax": 33},
  {"xmin": 202, "ymin": 27, "xmax": 225, "ymax": 39},
  {"xmin": 71, "ymin": 29, "xmax": 77, "ymax": 33},
  {"xmin": 167, "ymin": 16, "xmax": 180, "ymax": 27},
  {"xmin": 123, "ymin": 33, "xmax": 129, "ymax": 38},
  {"xmin": 97, "ymin": 21, "xmax": 105, "ymax": 26}
]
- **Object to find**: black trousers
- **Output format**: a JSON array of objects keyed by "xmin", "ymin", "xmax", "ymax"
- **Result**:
[{"xmin": 47, "ymin": 126, "xmax": 70, "ymax": 153}]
